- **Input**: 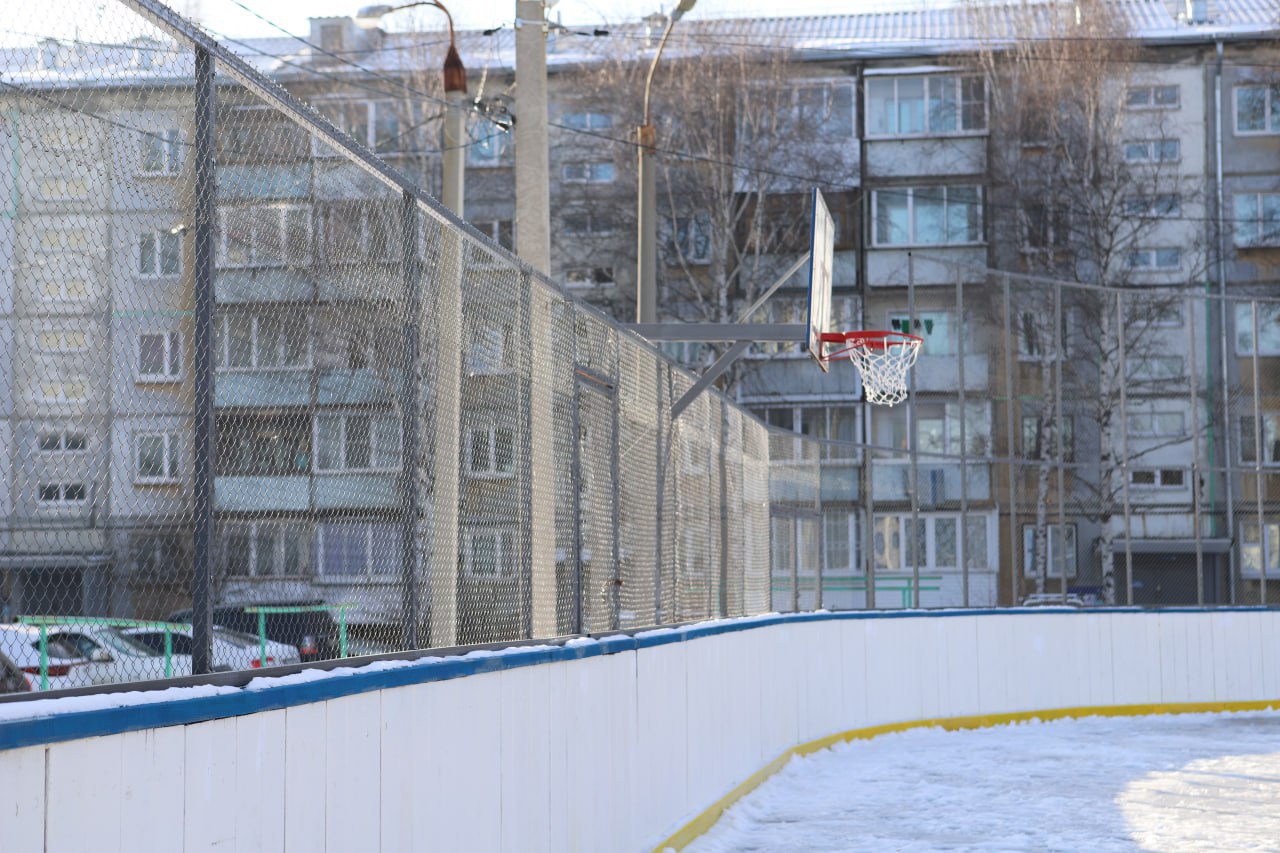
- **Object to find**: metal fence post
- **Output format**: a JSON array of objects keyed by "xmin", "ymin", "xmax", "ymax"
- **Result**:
[
  {"xmin": 190, "ymin": 45, "xmax": 216, "ymax": 676},
  {"xmin": 400, "ymin": 191, "xmax": 422, "ymax": 649}
]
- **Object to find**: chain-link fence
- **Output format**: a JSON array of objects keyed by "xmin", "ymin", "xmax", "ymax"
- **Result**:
[{"xmin": 1, "ymin": 1, "xmax": 1278, "ymax": 695}]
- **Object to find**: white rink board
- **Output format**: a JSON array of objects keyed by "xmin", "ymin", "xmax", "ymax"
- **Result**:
[{"xmin": 0, "ymin": 610, "xmax": 1278, "ymax": 852}]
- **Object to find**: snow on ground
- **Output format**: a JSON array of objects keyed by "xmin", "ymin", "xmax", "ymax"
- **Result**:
[{"xmin": 687, "ymin": 710, "xmax": 1280, "ymax": 852}]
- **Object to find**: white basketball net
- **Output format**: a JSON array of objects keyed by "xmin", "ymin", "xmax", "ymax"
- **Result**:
[{"xmin": 839, "ymin": 333, "xmax": 923, "ymax": 407}]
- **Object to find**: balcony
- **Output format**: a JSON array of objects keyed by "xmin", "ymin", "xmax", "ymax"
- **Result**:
[
  {"xmin": 215, "ymin": 476, "xmax": 309, "ymax": 512},
  {"xmin": 871, "ymin": 461, "xmax": 991, "ymax": 503}
]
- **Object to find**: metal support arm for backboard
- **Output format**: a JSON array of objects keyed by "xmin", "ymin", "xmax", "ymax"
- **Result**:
[{"xmin": 630, "ymin": 253, "xmax": 810, "ymax": 419}]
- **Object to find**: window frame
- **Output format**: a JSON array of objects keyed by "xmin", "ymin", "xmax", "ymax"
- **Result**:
[
  {"xmin": 1239, "ymin": 413, "xmax": 1280, "ymax": 466},
  {"xmin": 560, "ymin": 161, "xmax": 616, "ymax": 183},
  {"xmin": 865, "ymin": 73, "xmax": 987, "ymax": 138},
  {"xmin": 37, "ymin": 429, "xmax": 88, "ymax": 454},
  {"xmin": 1125, "ymin": 247, "xmax": 1182, "ymax": 270},
  {"xmin": 463, "ymin": 527, "xmax": 519, "ymax": 580},
  {"xmin": 1240, "ymin": 520, "xmax": 1280, "ymax": 577},
  {"xmin": 1234, "ymin": 302, "xmax": 1280, "ymax": 356},
  {"xmin": 36, "ymin": 326, "xmax": 89, "ymax": 354},
  {"xmin": 871, "ymin": 186, "xmax": 984, "ymax": 248},
  {"xmin": 137, "ymin": 229, "xmax": 183, "ymax": 277},
  {"xmin": 134, "ymin": 431, "xmax": 181, "ymax": 484},
  {"xmin": 466, "ymin": 423, "xmax": 517, "ymax": 478},
  {"xmin": 215, "ymin": 313, "xmax": 312, "ymax": 371},
  {"xmin": 314, "ymin": 411, "xmax": 402, "ymax": 473},
  {"xmin": 1233, "ymin": 84, "xmax": 1280, "ymax": 136},
  {"xmin": 316, "ymin": 520, "xmax": 401, "ymax": 579},
  {"xmin": 873, "ymin": 512, "xmax": 992, "ymax": 572},
  {"xmin": 216, "ymin": 204, "xmax": 313, "ymax": 268},
  {"xmin": 1020, "ymin": 414, "xmax": 1076, "ymax": 463},
  {"xmin": 1122, "ymin": 138, "xmax": 1181, "ymax": 164},
  {"xmin": 136, "ymin": 330, "xmax": 183, "ymax": 383},
  {"xmin": 1126, "ymin": 84, "xmax": 1180, "ymax": 111},
  {"xmin": 1021, "ymin": 523, "xmax": 1078, "ymax": 579},
  {"xmin": 1232, "ymin": 192, "xmax": 1280, "ymax": 247},
  {"xmin": 36, "ymin": 481, "xmax": 88, "ymax": 506},
  {"xmin": 137, "ymin": 128, "xmax": 182, "ymax": 176},
  {"xmin": 222, "ymin": 521, "xmax": 311, "ymax": 579},
  {"xmin": 1127, "ymin": 468, "xmax": 1186, "ymax": 489},
  {"xmin": 563, "ymin": 266, "xmax": 615, "ymax": 289}
]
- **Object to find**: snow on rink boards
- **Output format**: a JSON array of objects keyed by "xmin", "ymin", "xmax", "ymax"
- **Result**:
[{"xmin": 687, "ymin": 710, "xmax": 1280, "ymax": 853}]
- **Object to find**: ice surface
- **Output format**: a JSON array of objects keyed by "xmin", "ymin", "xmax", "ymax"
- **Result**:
[{"xmin": 686, "ymin": 711, "xmax": 1280, "ymax": 852}]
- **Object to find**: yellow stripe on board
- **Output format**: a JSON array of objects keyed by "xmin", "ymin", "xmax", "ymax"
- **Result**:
[{"xmin": 651, "ymin": 699, "xmax": 1280, "ymax": 852}]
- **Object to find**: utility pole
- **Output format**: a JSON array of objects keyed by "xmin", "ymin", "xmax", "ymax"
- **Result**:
[{"xmin": 515, "ymin": 0, "xmax": 550, "ymax": 274}]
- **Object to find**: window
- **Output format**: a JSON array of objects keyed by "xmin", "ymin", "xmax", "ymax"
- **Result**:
[
  {"xmin": 314, "ymin": 100, "xmax": 403, "ymax": 153},
  {"xmin": 138, "ymin": 231, "xmax": 181, "ymax": 277},
  {"xmin": 1020, "ymin": 415, "xmax": 1075, "ymax": 462},
  {"xmin": 468, "ymin": 424, "xmax": 516, "ymax": 476},
  {"xmin": 1241, "ymin": 521, "xmax": 1280, "ymax": 577},
  {"xmin": 564, "ymin": 267, "xmax": 615, "ymax": 288},
  {"xmin": 35, "ymin": 177, "xmax": 90, "ymax": 201},
  {"xmin": 1124, "ymin": 194, "xmax": 1181, "ymax": 218},
  {"xmin": 1123, "ymin": 138, "xmax": 1180, "ymax": 163},
  {"xmin": 315, "ymin": 413, "xmax": 400, "ymax": 471},
  {"xmin": 1022, "ymin": 525, "xmax": 1077, "ymax": 578},
  {"xmin": 791, "ymin": 81, "xmax": 856, "ymax": 137},
  {"xmin": 36, "ymin": 327, "xmax": 88, "ymax": 353},
  {"xmin": 216, "ymin": 314, "xmax": 309, "ymax": 369},
  {"xmin": 824, "ymin": 510, "xmax": 855, "ymax": 574},
  {"xmin": 759, "ymin": 405, "xmax": 858, "ymax": 461},
  {"xmin": 217, "ymin": 205, "xmax": 312, "ymax": 267},
  {"xmin": 321, "ymin": 202, "xmax": 397, "ymax": 263},
  {"xmin": 874, "ymin": 513, "xmax": 989, "ymax": 570},
  {"xmin": 38, "ymin": 278, "xmax": 91, "ymax": 303},
  {"xmin": 1126, "ymin": 298, "xmax": 1183, "ymax": 328},
  {"xmin": 563, "ymin": 211, "xmax": 614, "ymax": 236},
  {"xmin": 561, "ymin": 111, "xmax": 613, "ymax": 130},
  {"xmin": 866, "ymin": 75, "xmax": 985, "ymax": 136},
  {"xmin": 664, "ymin": 214, "xmax": 712, "ymax": 264},
  {"xmin": 222, "ymin": 522, "xmax": 309, "ymax": 578},
  {"xmin": 1023, "ymin": 203, "xmax": 1070, "ymax": 250},
  {"xmin": 317, "ymin": 521, "xmax": 401, "ymax": 578},
  {"xmin": 1126, "ymin": 411, "xmax": 1185, "ymax": 438},
  {"xmin": 135, "ymin": 432, "xmax": 180, "ymax": 483},
  {"xmin": 1235, "ymin": 303, "xmax": 1280, "ymax": 355},
  {"xmin": 138, "ymin": 128, "xmax": 181, "ymax": 175},
  {"xmin": 470, "ymin": 219, "xmax": 514, "ymax": 251},
  {"xmin": 467, "ymin": 324, "xmax": 513, "ymax": 375},
  {"xmin": 1234, "ymin": 85, "xmax": 1280, "ymax": 134},
  {"xmin": 37, "ymin": 482, "xmax": 87, "ymax": 504},
  {"xmin": 1233, "ymin": 193, "xmax": 1280, "ymax": 247},
  {"xmin": 468, "ymin": 127, "xmax": 511, "ymax": 166},
  {"xmin": 464, "ymin": 528, "xmax": 517, "ymax": 579},
  {"xmin": 1128, "ymin": 356, "xmax": 1185, "ymax": 383},
  {"xmin": 37, "ymin": 227, "xmax": 91, "ymax": 254},
  {"xmin": 38, "ymin": 430, "xmax": 87, "ymax": 453},
  {"xmin": 215, "ymin": 414, "xmax": 310, "ymax": 476},
  {"xmin": 872, "ymin": 186, "xmax": 982, "ymax": 246},
  {"xmin": 1125, "ymin": 248, "xmax": 1181, "ymax": 270},
  {"xmin": 1128, "ymin": 468, "xmax": 1185, "ymax": 488},
  {"xmin": 39, "ymin": 380, "xmax": 88, "ymax": 403},
  {"xmin": 876, "ymin": 401, "xmax": 990, "ymax": 457},
  {"xmin": 887, "ymin": 312, "xmax": 962, "ymax": 356},
  {"xmin": 1126, "ymin": 85, "xmax": 1179, "ymax": 110},
  {"xmin": 561, "ymin": 161, "xmax": 615, "ymax": 183},
  {"xmin": 1240, "ymin": 414, "xmax": 1280, "ymax": 465},
  {"xmin": 137, "ymin": 331, "xmax": 182, "ymax": 382}
]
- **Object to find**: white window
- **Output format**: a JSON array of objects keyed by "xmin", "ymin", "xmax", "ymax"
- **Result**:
[
  {"xmin": 135, "ymin": 432, "xmax": 180, "ymax": 483},
  {"xmin": 561, "ymin": 161, "xmax": 615, "ymax": 183},
  {"xmin": 216, "ymin": 314, "xmax": 310, "ymax": 369},
  {"xmin": 1241, "ymin": 521, "xmax": 1280, "ymax": 577},
  {"xmin": 1235, "ymin": 303, "xmax": 1280, "ymax": 355},
  {"xmin": 1126, "ymin": 85, "xmax": 1179, "ymax": 110},
  {"xmin": 315, "ymin": 413, "xmax": 400, "ymax": 472},
  {"xmin": 222, "ymin": 522, "xmax": 310, "ymax": 578},
  {"xmin": 1124, "ymin": 194, "xmax": 1180, "ymax": 217},
  {"xmin": 137, "ymin": 331, "xmax": 182, "ymax": 382},
  {"xmin": 38, "ymin": 429, "xmax": 87, "ymax": 453},
  {"xmin": 37, "ymin": 227, "xmax": 91, "ymax": 254},
  {"xmin": 1020, "ymin": 415, "xmax": 1075, "ymax": 463},
  {"xmin": 468, "ymin": 424, "xmax": 515, "ymax": 477},
  {"xmin": 38, "ymin": 277, "xmax": 91, "ymax": 303},
  {"xmin": 34, "ymin": 176, "xmax": 90, "ymax": 201},
  {"xmin": 138, "ymin": 128, "xmax": 181, "ymax": 175},
  {"xmin": 1234, "ymin": 85, "xmax": 1280, "ymax": 134},
  {"xmin": 464, "ymin": 528, "xmax": 517, "ymax": 579},
  {"xmin": 564, "ymin": 267, "xmax": 615, "ymax": 289},
  {"xmin": 762, "ymin": 405, "xmax": 859, "ymax": 461},
  {"xmin": 1125, "ymin": 248, "xmax": 1181, "ymax": 270},
  {"xmin": 874, "ymin": 513, "xmax": 989, "ymax": 570},
  {"xmin": 875, "ymin": 401, "xmax": 990, "ymax": 456},
  {"xmin": 1123, "ymin": 138, "xmax": 1180, "ymax": 163},
  {"xmin": 790, "ymin": 81, "xmax": 856, "ymax": 137},
  {"xmin": 314, "ymin": 100, "xmax": 403, "ymax": 154},
  {"xmin": 561, "ymin": 111, "xmax": 612, "ymax": 130},
  {"xmin": 1022, "ymin": 524, "xmax": 1077, "ymax": 578},
  {"xmin": 217, "ymin": 205, "xmax": 312, "ymax": 267},
  {"xmin": 1126, "ymin": 298, "xmax": 1184, "ymax": 328},
  {"xmin": 1233, "ymin": 193, "xmax": 1280, "ymax": 247},
  {"xmin": 886, "ymin": 312, "xmax": 963, "ymax": 356},
  {"xmin": 37, "ymin": 482, "xmax": 87, "ymax": 504},
  {"xmin": 824, "ymin": 510, "xmax": 855, "ymax": 574},
  {"xmin": 1240, "ymin": 414, "xmax": 1280, "ymax": 465},
  {"xmin": 39, "ymin": 380, "xmax": 88, "ymax": 403},
  {"xmin": 664, "ymin": 213, "xmax": 712, "ymax": 264},
  {"xmin": 1126, "ymin": 411, "xmax": 1185, "ymax": 438},
  {"xmin": 321, "ymin": 202, "xmax": 397, "ymax": 263},
  {"xmin": 36, "ymin": 327, "xmax": 88, "ymax": 353},
  {"xmin": 467, "ymin": 324, "xmax": 513, "ymax": 375},
  {"xmin": 1128, "ymin": 355, "xmax": 1185, "ymax": 383},
  {"xmin": 1128, "ymin": 468, "xmax": 1186, "ymax": 488},
  {"xmin": 866, "ymin": 75, "xmax": 985, "ymax": 136},
  {"xmin": 468, "ymin": 127, "xmax": 511, "ymax": 167},
  {"xmin": 563, "ymin": 211, "xmax": 614, "ymax": 236},
  {"xmin": 138, "ymin": 231, "xmax": 181, "ymax": 276},
  {"xmin": 872, "ymin": 186, "xmax": 982, "ymax": 246},
  {"xmin": 316, "ymin": 521, "xmax": 401, "ymax": 578}
]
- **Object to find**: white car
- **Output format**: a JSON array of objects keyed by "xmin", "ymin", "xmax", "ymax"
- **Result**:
[
  {"xmin": 0, "ymin": 625, "xmax": 86, "ymax": 691},
  {"xmin": 122, "ymin": 624, "xmax": 301, "ymax": 671},
  {"xmin": 0, "ymin": 623, "xmax": 191, "ymax": 689}
]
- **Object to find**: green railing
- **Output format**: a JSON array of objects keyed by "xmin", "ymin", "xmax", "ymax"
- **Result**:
[{"xmin": 243, "ymin": 604, "xmax": 354, "ymax": 665}]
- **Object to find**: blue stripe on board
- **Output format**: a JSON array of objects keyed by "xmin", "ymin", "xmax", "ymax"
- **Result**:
[{"xmin": 2, "ymin": 606, "xmax": 1275, "ymax": 752}]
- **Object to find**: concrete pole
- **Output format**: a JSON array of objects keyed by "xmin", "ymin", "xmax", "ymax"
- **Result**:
[
  {"xmin": 515, "ymin": 0, "xmax": 550, "ymax": 274},
  {"xmin": 441, "ymin": 43, "xmax": 466, "ymax": 217},
  {"xmin": 637, "ymin": 126, "xmax": 657, "ymax": 323}
]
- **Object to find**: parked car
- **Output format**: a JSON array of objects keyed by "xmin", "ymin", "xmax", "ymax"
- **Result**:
[
  {"xmin": 25, "ymin": 622, "xmax": 194, "ymax": 686},
  {"xmin": 0, "ymin": 625, "xmax": 88, "ymax": 691},
  {"xmin": 1020, "ymin": 594, "xmax": 1086, "ymax": 608},
  {"xmin": 168, "ymin": 602, "xmax": 340, "ymax": 662},
  {"xmin": 122, "ymin": 624, "xmax": 301, "ymax": 671},
  {"xmin": 0, "ymin": 648, "xmax": 33, "ymax": 694}
]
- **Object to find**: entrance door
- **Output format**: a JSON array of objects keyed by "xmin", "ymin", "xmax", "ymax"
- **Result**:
[{"xmin": 572, "ymin": 369, "xmax": 619, "ymax": 633}]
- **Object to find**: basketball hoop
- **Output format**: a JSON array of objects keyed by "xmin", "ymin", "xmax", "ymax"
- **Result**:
[{"xmin": 820, "ymin": 330, "xmax": 923, "ymax": 406}]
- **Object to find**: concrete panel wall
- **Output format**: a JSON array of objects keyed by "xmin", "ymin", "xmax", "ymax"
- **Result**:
[{"xmin": 2, "ymin": 610, "xmax": 1279, "ymax": 852}]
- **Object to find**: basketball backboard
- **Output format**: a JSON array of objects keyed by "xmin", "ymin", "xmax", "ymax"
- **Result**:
[{"xmin": 807, "ymin": 188, "xmax": 836, "ymax": 371}]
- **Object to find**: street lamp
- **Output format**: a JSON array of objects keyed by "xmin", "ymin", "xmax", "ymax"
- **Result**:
[
  {"xmin": 357, "ymin": 2, "xmax": 468, "ymax": 217},
  {"xmin": 636, "ymin": 0, "xmax": 696, "ymax": 325}
]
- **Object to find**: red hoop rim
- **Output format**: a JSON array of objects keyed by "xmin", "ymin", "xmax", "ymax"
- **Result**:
[{"xmin": 819, "ymin": 329, "xmax": 924, "ymax": 352}]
